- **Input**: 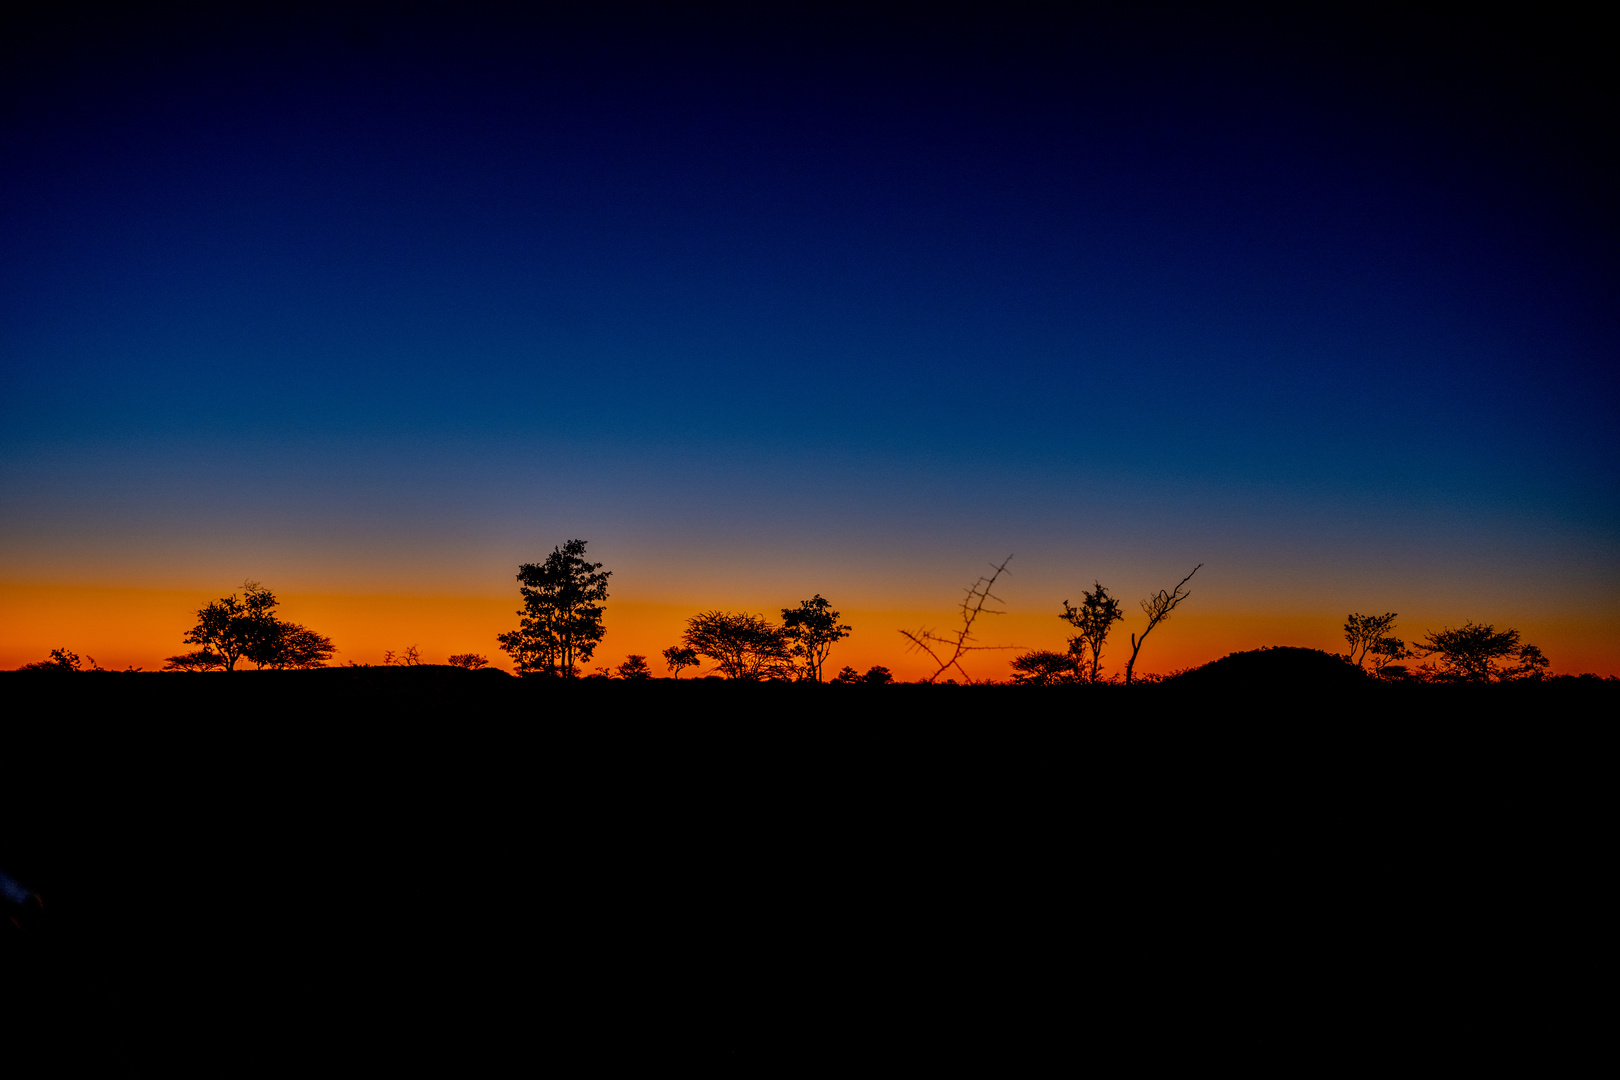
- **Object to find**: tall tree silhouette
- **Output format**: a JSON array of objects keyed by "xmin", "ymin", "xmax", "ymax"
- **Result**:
[
  {"xmin": 781, "ymin": 595, "xmax": 851, "ymax": 682},
  {"xmin": 1124, "ymin": 565, "xmax": 1201, "ymax": 685},
  {"xmin": 1061, "ymin": 582, "xmax": 1124, "ymax": 683},
  {"xmin": 498, "ymin": 540, "xmax": 611, "ymax": 677},
  {"xmin": 169, "ymin": 582, "xmax": 267, "ymax": 672}
]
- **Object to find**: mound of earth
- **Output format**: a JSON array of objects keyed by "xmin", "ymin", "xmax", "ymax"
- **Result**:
[{"xmin": 1170, "ymin": 646, "xmax": 1370, "ymax": 688}]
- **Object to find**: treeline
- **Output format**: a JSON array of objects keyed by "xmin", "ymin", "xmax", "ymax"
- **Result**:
[{"xmin": 13, "ymin": 540, "xmax": 1596, "ymax": 684}]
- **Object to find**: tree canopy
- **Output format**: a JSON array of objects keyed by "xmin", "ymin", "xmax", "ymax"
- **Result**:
[
  {"xmin": 1413, "ymin": 622, "xmax": 1547, "ymax": 682},
  {"xmin": 1343, "ymin": 612, "xmax": 1411, "ymax": 676},
  {"xmin": 165, "ymin": 582, "xmax": 334, "ymax": 671},
  {"xmin": 780, "ymin": 594, "xmax": 851, "ymax": 682},
  {"xmin": 497, "ymin": 539, "xmax": 611, "ymax": 677},
  {"xmin": 616, "ymin": 654, "xmax": 652, "ymax": 680},
  {"xmin": 682, "ymin": 611, "xmax": 795, "ymax": 680},
  {"xmin": 1008, "ymin": 650, "xmax": 1080, "ymax": 685},
  {"xmin": 662, "ymin": 645, "xmax": 699, "ymax": 678}
]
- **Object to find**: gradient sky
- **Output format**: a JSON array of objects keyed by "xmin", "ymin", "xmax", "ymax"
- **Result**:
[{"xmin": 3, "ymin": 5, "xmax": 1615, "ymax": 677}]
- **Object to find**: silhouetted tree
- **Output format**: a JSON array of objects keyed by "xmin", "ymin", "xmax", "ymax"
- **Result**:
[
  {"xmin": 682, "ymin": 611, "xmax": 795, "ymax": 680},
  {"xmin": 172, "ymin": 582, "xmax": 280, "ymax": 672},
  {"xmin": 166, "ymin": 584, "xmax": 333, "ymax": 671},
  {"xmin": 1124, "ymin": 565, "xmax": 1201, "ymax": 685},
  {"xmin": 1342, "ymin": 612, "xmax": 1413, "ymax": 676},
  {"xmin": 663, "ymin": 645, "xmax": 699, "ymax": 678},
  {"xmin": 1367, "ymin": 635, "xmax": 1414, "ymax": 677},
  {"xmin": 781, "ymin": 594, "xmax": 851, "ymax": 682},
  {"xmin": 616, "ymin": 654, "xmax": 653, "ymax": 680},
  {"xmin": 1009, "ymin": 650, "xmax": 1080, "ymax": 685},
  {"xmin": 901, "ymin": 556, "xmax": 1019, "ymax": 684},
  {"xmin": 255, "ymin": 624, "xmax": 336, "ymax": 669},
  {"xmin": 1413, "ymin": 622, "xmax": 1546, "ymax": 682},
  {"xmin": 447, "ymin": 653, "xmax": 489, "ymax": 669},
  {"xmin": 1061, "ymin": 582, "xmax": 1124, "ymax": 682},
  {"xmin": 832, "ymin": 665, "xmax": 861, "ymax": 683},
  {"xmin": 1514, "ymin": 644, "xmax": 1551, "ymax": 681},
  {"xmin": 497, "ymin": 539, "xmax": 611, "ymax": 677}
]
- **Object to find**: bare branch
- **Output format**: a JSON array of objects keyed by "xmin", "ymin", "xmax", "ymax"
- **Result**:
[
  {"xmin": 1124, "ymin": 564, "xmax": 1202, "ymax": 685},
  {"xmin": 900, "ymin": 556, "xmax": 1018, "ymax": 684}
]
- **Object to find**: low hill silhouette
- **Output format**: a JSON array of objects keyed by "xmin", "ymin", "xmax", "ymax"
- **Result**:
[
  {"xmin": 1167, "ymin": 646, "xmax": 1370, "ymax": 689},
  {"xmin": 2, "ymin": 662, "xmax": 1613, "ymax": 1059}
]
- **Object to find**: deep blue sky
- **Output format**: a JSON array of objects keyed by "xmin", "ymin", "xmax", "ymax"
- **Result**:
[{"xmin": 2, "ymin": 4, "xmax": 1615, "ymax": 667}]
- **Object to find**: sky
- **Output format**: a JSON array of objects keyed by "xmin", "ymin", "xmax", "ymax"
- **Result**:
[{"xmin": 2, "ymin": 4, "xmax": 1616, "ymax": 677}]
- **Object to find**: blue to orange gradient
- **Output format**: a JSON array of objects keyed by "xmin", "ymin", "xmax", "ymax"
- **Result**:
[{"xmin": 2, "ymin": 8, "xmax": 1615, "ymax": 677}]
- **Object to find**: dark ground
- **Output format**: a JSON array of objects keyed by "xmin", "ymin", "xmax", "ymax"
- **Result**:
[{"xmin": 1, "ymin": 661, "xmax": 1610, "ymax": 1062}]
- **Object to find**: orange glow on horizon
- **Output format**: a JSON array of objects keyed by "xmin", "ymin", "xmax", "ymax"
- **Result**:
[{"xmin": 3, "ymin": 581, "xmax": 1616, "ymax": 680}]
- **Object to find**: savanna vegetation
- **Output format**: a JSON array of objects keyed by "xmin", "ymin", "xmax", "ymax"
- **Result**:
[
  {"xmin": 13, "ymin": 540, "xmax": 1607, "ymax": 691},
  {"xmin": 6, "ymin": 545, "xmax": 1611, "ymax": 1003}
]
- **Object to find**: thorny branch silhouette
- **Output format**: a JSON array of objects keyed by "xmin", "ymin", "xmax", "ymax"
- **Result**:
[{"xmin": 901, "ymin": 556, "xmax": 1020, "ymax": 684}]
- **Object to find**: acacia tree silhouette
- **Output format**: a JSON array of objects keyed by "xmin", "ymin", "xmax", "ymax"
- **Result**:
[
  {"xmin": 1008, "ymin": 650, "xmax": 1080, "ymax": 685},
  {"xmin": 1413, "ymin": 622, "xmax": 1548, "ymax": 682},
  {"xmin": 1124, "ymin": 565, "xmax": 1201, "ymax": 685},
  {"xmin": 901, "ymin": 556, "xmax": 1018, "ymax": 684},
  {"xmin": 683, "ymin": 611, "xmax": 795, "ymax": 680}
]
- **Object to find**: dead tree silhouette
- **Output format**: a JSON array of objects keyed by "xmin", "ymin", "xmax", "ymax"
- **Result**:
[
  {"xmin": 1124, "ymin": 564, "xmax": 1201, "ymax": 685},
  {"xmin": 900, "ymin": 556, "xmax": 1020, "ymax": 684}
]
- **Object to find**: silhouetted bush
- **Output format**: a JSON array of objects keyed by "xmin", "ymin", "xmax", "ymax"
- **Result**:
[{"xmin": 19, "ymin": 648, "xmax": 87, "ymax": 672}]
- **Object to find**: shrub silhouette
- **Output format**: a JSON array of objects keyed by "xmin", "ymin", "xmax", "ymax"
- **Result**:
[
  {"xmin": 616, "ymin": 654, "xmax": 653, "ymax": 680},
  {"xmin": 20, "ymin": 648, "xmax": 89, "ymax": 672}
]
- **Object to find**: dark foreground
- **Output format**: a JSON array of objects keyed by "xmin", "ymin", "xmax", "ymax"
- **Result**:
[{"xmin": 2, "ymin": 665, "xmax": 1610, "ymax": 1061}]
